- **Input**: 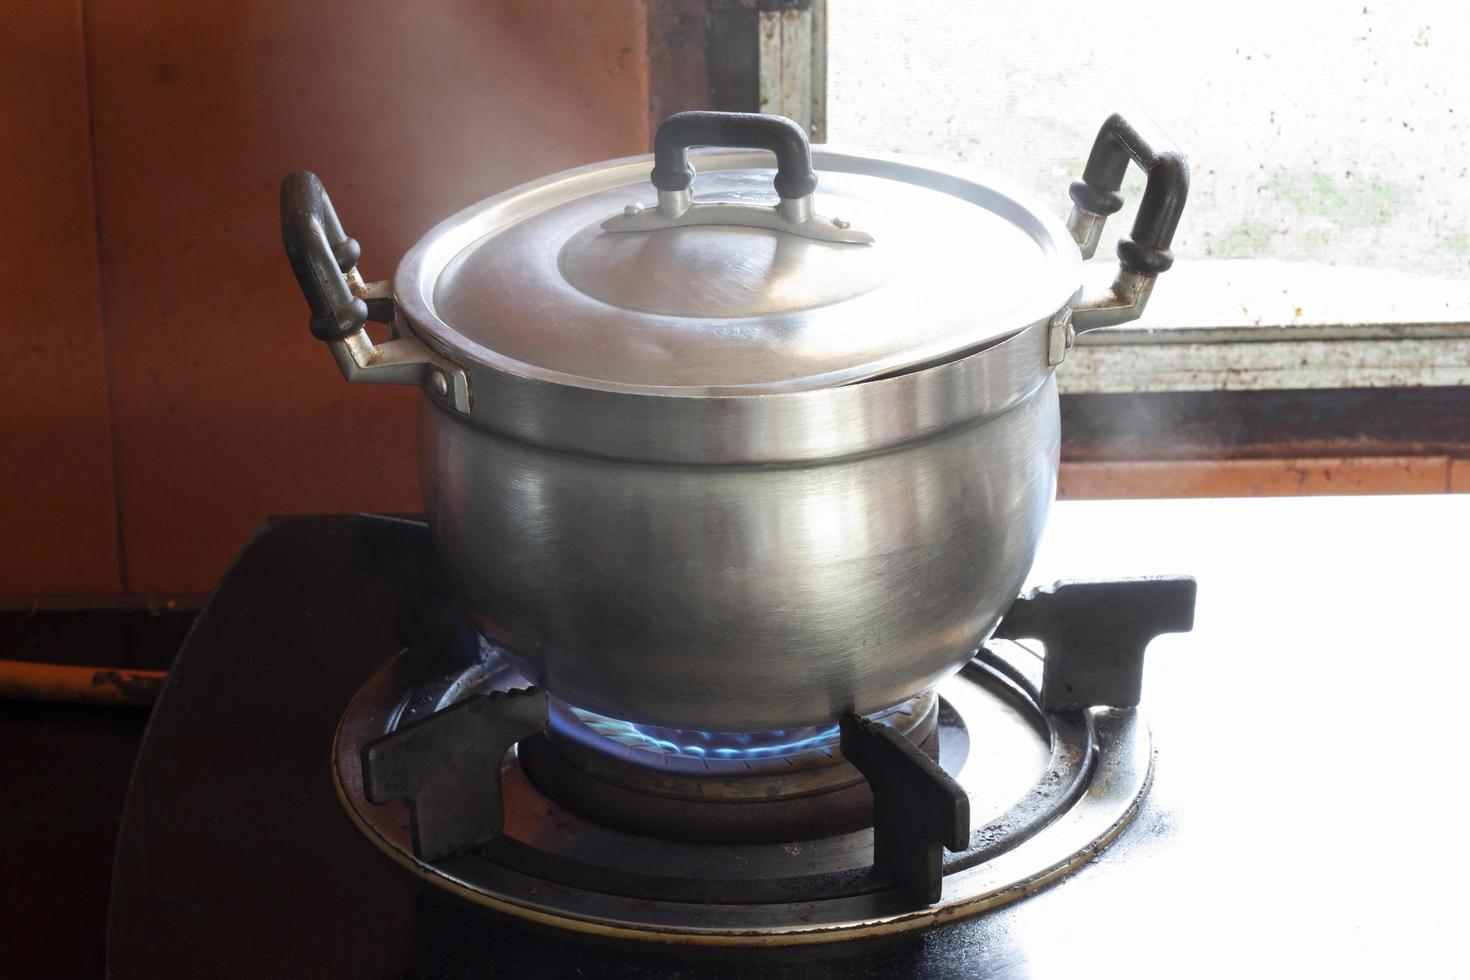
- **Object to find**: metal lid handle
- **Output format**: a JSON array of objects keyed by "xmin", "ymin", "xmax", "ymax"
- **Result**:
[
  {"xmin": 651, "ymin": 111, "xmax": 817, "ymax": 199},
  {"xmin": 601, "ymin": 111, "xmax": 873, "ymax": 245}
]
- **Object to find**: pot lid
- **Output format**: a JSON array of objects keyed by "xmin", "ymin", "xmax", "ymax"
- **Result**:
[{"xmin": 395, "ymin": 113, "xmax": 1080, "ymax": 396}]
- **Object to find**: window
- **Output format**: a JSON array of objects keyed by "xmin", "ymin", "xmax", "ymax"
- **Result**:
[{"xmin": 825, "ymin": 0, "xmax": 1470, "ymax": 394}]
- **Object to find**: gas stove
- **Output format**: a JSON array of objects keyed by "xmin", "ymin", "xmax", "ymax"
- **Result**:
[
  {"xmin": 333, "ymin": 515, "xmax": 1194, "ymax": 943},
  {"xmin": 107, "ymin": 498, "xmax": 1468, "ymax": 976}
]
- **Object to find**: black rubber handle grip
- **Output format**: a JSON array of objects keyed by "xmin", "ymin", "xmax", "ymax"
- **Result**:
[
  {"xmin": 1069, "ymin": 114, "xmax": 1190, "ymax": 275},
  {"xmin": 650, "ymin": 111, "xmax": 818, "ymax": 199},
  {"xmin": 281, "ymin": 170, "xmax": 369, "ymax": 341}
]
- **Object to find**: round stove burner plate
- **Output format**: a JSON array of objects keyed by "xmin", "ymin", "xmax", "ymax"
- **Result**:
[{"xmin": 332, "ymin": 642, "xmax": 1151, "ymax": 945}]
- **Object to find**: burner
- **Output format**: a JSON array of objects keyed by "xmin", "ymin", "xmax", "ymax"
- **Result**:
[
  {"xmin": 520, "ymin": 690, "xmax": 940, "ymax": 843},
  {"xmin": 334, "ymin": 639, "xmax": 1130, "ymax": 943}
]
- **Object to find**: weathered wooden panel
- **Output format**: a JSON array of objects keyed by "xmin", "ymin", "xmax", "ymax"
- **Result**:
[
  {"xmin": 1059, "ymin": 457, "xmax": 1451, "ymax": 500},
  {"xmin": 1061, "ymin": 388, "xmax": 1470, "ymax": 461}
]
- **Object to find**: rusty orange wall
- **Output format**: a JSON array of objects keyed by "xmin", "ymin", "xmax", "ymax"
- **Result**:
[
  {"xmin": 0, "ymin": 0, "xmax": 119, "ymax": 595},
  {"xmin": 2, "ymin": 0, "xmax": 650, "ymax": 597}
]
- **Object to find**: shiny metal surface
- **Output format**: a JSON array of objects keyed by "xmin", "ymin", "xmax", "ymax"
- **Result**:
[
  {"xmin": 421, "ymin": 370, "xmax": 1058, "ymax": 731},
  {"xmin": 401, "ymin": 148, "xmax": 1080, "ymax": 394},
  {"xmin": 406, "ymin": 277, "xmax": 1061, "ymax": 731},
  {"xmin": 559, "ymin": 183, "xmax": 889, "ymax": 320},
  {"xmin": 416, "ymin": 307, "xmax": 1053, "ymax": 464},
  {"xmin": 333, "ymin": 640, "xmax": 1146, "ymax": 943}
]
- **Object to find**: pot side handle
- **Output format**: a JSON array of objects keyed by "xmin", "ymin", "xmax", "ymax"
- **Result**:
[
  {"xmin": 1064, "ymin": 113, "xmax": 1190, "ymax": 336},
  {"xmin": 280, "ymin": 171, "xmax": 471, "ymax": 413}
]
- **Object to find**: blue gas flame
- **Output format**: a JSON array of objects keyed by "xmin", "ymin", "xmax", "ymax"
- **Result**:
[
  {"xmin": 548, "ymin": 697, "xmax": 919, "ymax": 764},
  {"xmin": 565, "ymin": 707, "xmax": 842, "ymax": 760}
]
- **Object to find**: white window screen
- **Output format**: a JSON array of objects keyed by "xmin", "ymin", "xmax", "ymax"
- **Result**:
[{"xmin": 827, "ymin": 1, "xmax": 1468, "ymax": 281}]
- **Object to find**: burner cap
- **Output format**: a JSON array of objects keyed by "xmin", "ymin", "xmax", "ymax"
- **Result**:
[{"xmin": 519, "ymin": 691, "xmax": 941, "ymax": 843}]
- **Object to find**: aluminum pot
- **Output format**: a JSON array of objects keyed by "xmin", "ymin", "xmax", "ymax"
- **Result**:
[{"xmin": 281, "ymin": 111, "xmax": 1188, "ymax": 732}]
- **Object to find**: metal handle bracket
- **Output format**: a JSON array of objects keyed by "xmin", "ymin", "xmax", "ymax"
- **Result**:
[
  {"xmin": 602, "ymin": 188, "xmax": 873, "ymax": 244},
  {"xmin": 328, "ymin": 272, "xmax": 472, "ymax": 413},
  {"xmin": 1068, "ymin": 267, "xmax": 1158, "ymax": 337}
]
